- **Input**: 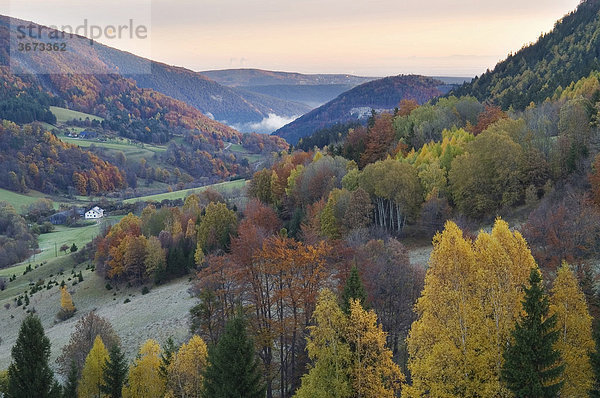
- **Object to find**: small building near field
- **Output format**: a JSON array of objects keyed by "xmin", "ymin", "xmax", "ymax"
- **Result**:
[
  {"xmin": 85, "ymin": 206, "xmax": 104, "ymax": 220},
  {"xmin": 50, "ymin": 211, "xmax": 70, "ymax": 225}
]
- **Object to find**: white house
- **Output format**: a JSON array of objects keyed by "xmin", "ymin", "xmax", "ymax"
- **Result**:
[{"xmin": 85, "ymin": 206, "xmax": 104, "ymax": 220}]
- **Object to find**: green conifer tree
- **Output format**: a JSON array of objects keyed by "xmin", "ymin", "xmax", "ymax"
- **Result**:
[
  {"xmin": 501, "ymin": 268, "xmax": 564, "ymax": 397},
  {"xmin": 341, "ymin": 265, "xmax": 367, "ymax": 313},
  {"xmin": 590, "ymin": 329, "xmax": 600, "ymax": 398},
  {"xmin": 202, "ymin": 315, "xmax": 265, "ymax": 398},
  {"xmin": 159, "ymin": 336, "xmax": 177, "ymax": 382},
  {"xmin": 62, "ymin": 361, "xmax": 78, "ymax": 398},
  {"xmin": 7, "ymin": 314, "xmax": 61, "ymax": 398},
  {"xmin": 100, "ymin": 344, "xmax": 128, "ymax": 398}
]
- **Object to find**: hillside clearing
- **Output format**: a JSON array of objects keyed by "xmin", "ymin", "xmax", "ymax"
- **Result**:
[
  {"xmin": 50, "ymin": 106, "xmax": 104, "ymax": 123},
  {"xmin": 123, "ymin": 179, "xmax": 247, "ymax": 204}
]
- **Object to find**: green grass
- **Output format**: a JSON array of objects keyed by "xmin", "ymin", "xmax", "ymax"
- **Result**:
[
  {"xmin": 50, "ymin": 106, "xmax": 104, "ymax": 123},
  {"xmin": 123, "ymin": 180, "xmax": 247, "ymax": 204},
  {"xmin": 0, "ymin": 216, "xmax": 121, "ymax": 279},
  {"xmin": 61, "ymin": 136, "xmax": 166, "ymax": 162},
  {"xmin": 0, "ymin": 188, "xmax": 54, "ymax": 212}
]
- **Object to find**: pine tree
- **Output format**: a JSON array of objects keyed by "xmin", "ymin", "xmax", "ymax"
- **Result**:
[
  {"xmin": 341, "ymin": 265, "xmax": 367, "ymax": 313},
  {"xmin": 62, "ymin": 361, "xmax": 79, "ymax": 398},
  {"xmin": 203, "ymin": 315, "xmax": 265, "ymax": 398},
  {"xmin": 78, "ymin": 335, "xmax": 109, "ymax": 398},
  {"xmin": 501, "ymin": 268, "xmax": 564, "ymax": 397},
  {"xmin": 101, "ymin": 344, "xmax": 128, "ymax": 398},
  {"xmin": 7, "ymin": 314, "xmax": 60, "ymax": 398},
  {"xmin": 549, "ymin": 262, "xmax": 594, "ymax": 397}
]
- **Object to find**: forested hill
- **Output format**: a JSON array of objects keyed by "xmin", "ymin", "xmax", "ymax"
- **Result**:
[
  {"xmin": 0, "ymin": 15, "xmax": 307, "ymax": 131},
  {"xmin": 452, "ymin": 0, "xmax": 600, "ymax": 110},
  {"xmin": 273, "ymin": 75, "xmax": 452, "ymax": 145}
]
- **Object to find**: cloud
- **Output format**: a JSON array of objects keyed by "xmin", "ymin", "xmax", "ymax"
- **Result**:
[{"xmin": 229, "ymin": 113, "xmax": 299, "ymax": 134}]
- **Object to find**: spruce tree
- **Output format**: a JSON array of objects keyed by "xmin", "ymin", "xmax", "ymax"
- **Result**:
[
  {"xmin": 62, "ymin": 361, "xmax": 78, "ymax": 398},
  {"xmin": 100, "ymin": 344, "xmax": 128, "ymax": 398},
  {"xmin": 341, "ymin": 265, "xmax": 367, "ymax": 313},
  {"xmin": 501, "ymin": 268, "xmax": 564, "ymax": 397},
  {"xmin": 203, "ymin": 315, "xmax": 265, "ymax": 398},
  {"xmin": 590, "ymin": 329, "xmax": 600, "ymax": 398},
  {"xmin": 159, "ymin": 336, "xmax": 177, "ymax": 382},
  {"xmin": 7, "ymin": 314, "xmax": 60, "ymax": 398}
]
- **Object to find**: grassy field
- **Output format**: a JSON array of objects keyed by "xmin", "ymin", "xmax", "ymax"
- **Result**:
[
  {"xmin": 0, "ymin": 216, "xmax": 121, "ymax": 278},
  {"xmin": 0, "ymin": 253, "xmax": 195, "ymax": 371},
  {"xmin": 50, "ymin": 106, "xmax": 104, "ymax": 123},
  {"xmin": 61, "ymin": 136, "xmax": 166, "ymax": 162},
  {"xmin": 123, "ymin": 179, "xmax": 247, "ymax": 204},
  {"xmin": 0, "ymin": 188, "xmax": 55, "ymax": 212},
  {"xmin": 227, "ymin": 143, "xmax": 263, "ymax": 163}
]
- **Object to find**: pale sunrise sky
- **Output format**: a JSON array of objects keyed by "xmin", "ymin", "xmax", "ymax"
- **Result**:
[{"xmin": 3, "ymin": 0, "xmax": 583, "ymax": 77}]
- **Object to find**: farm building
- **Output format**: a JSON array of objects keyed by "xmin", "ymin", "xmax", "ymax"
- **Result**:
[{"xmin": 85, "ymin": 206, "xmax": 104, "ymax": 219}]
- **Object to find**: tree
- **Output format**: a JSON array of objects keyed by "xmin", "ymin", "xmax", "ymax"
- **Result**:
[
  {"xmin": 501, "ymin": 268, "xmax": 564, "ymax": 397},
  {"xmin": 166, "ymin": 335, "xmax": 208, "ymax": 398},
  {"xmin": 449, "ymin": 130, "xmax": 524, "ymax": 218},
  {"xmin": 63, "ymin": 361, "xmax": 79, "ymax": 398},
  {"xmin": 159, "ymin": 337, "xmax": 177, "ymax": 383},
  {"xmin": 296, "ymin": 290, "xmax": 403, "ymax": 398},
  {"xmin": 101, "ymin": 344, "xmax": 128, "ymax": 398},
  {"xmin": 295, "ymin": 289, "xmax": 353, "ymax": 398},
  {"xmin": 591, "ymin": 329, "xmax": 600, "ymax": 398},
  {"xmin": 346, "ymin": 299, "xmax": 404, "ymax": 397},
  {"xmin": 70, "ymin": 243, "xmax": 78, "ymax": 253},
  {"xmin": 340, "ymin": 265, "xmax": 367, "ymax": 314},
  {"xmin": 122, "ymin": 340, "xmax": 165, "ymax": 398},
  {"xmin": 549, "ymin": 262, "xmax": 594, "ymax": 397},
  {"xmin": 203, "ymin": 315, "xmax": 265, "ymax": 398},
  {"xmin": 57, "ymin": 312, "xmax": 121, "ymax": 378},
  {"xmin": 78, "ymin": 335, "xmax": 109, "ymax": 398},
  {"xmin": 197, "ymin": 202, "xmax": 237, "ymax": 253},
  {"xmin": 58, "ymin": 286, "xmax": 76, "ymax": 320},
  {"xmin": 7, "ymin": 314, "xmax": 60, "ymax": 398},
  {"xmin": 405, "ymin": 219, "xmax": 535, "ymax": 397}
]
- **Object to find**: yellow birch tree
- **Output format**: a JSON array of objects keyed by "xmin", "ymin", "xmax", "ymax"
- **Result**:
[
  {"xmin": 78, "ymin": 335, "xmax": 109, "ymax": 398},
  {"xmin": 122, "ymin": 339, "xmax": 165, "ymax": 398},
  {"xmin": 550, "ymin": 262, "xmax": 595, "ymax": 397}
]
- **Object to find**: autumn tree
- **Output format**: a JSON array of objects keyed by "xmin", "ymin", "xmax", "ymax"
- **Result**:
[
  {"xmin": 449, "ymin": 130, "xmax": 524, "ymax": 218},
  {"xmin": 101, "ymin": 344, "xmax": 128, "ymax": 398},
  {"xmin": 360, "ymin": 113, "xmax": 396, "ymax": 167},
  {"xmin": 295, "ymin": 290, "xmax": 404, "ymax": 398},
  {"xmin": 57, "ymin": 286, "xmax": 76, "ymax": 320},
  {"xmin": 122, "ymin": 340, "xmax": 165, "ymax": 398},
  {"xmin": 8, "ymin": 314, "xmax": 60, "ymax": 398},
  {"xmin": 502, "ymin": 268, "xmax": 564, "ymax": 397},
  {"xmin": 57, "ymin": 312, "xmax": 120, "ymax": 378},
  {"xmin": 197, "ymin": 202, "xmax": 237, "ymax": 253},
  {"xmin": 203, "ymin": 315, "xmax": 265, "ymax": 398},
  {"xmin": 346, "ymin": 299, "xmax": 404, "ymax": 397},
  {"xmin": 295, "ymin": 289, "xmax": 353, "ymax": 398},
  {"xmin": 78, "ymin": 336, "xmax": 109, "ymax": 398},
  {"xmin": 165, "ymin": 335, "xmax": 208, "ymax": 398},
  {"xmin": 549, "ymin": 262, "xmax": 594, "ymax": 397},
  {"xmin": 248, "ymin": 168, "xmax": 274, "ymax": 204},
  {"xmin": 405, "ymin": 219, "xmax": 535, "ymax": 397}
]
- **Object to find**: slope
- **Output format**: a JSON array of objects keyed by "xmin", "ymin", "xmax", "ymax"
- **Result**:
[
  {"xmin": 273, "ymin": 75, "xmax": 454, "ymax": 145},
  {"xmin": 451, "ymin": 0, "xmax": 600, "ymax": 110}
]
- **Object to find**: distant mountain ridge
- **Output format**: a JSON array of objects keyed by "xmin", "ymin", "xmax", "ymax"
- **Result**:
[
  {"xmin": 201, "ymin": 68, "xmax": 376, "ymax": 87},
  {"xmin": 273, "ymin": 75, "xmax": 454, "ymax": 145}
]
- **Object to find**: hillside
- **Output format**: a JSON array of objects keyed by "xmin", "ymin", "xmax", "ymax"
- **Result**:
[
  {"xmin": 0, "ymin": 16, "xmax": 308, "ymax": 133},
  {"xmin": 452, "ymin": 0, "xmax": 600, "ymax": 109},
  {"xmin": 273, "ymin": 75, "xmax": 454, "ymax": 145}
]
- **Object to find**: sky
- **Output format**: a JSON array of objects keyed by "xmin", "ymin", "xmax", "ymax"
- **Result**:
[{"xmin": 4, "ymin": 0, "xmax": 583, "ymax": 77}]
